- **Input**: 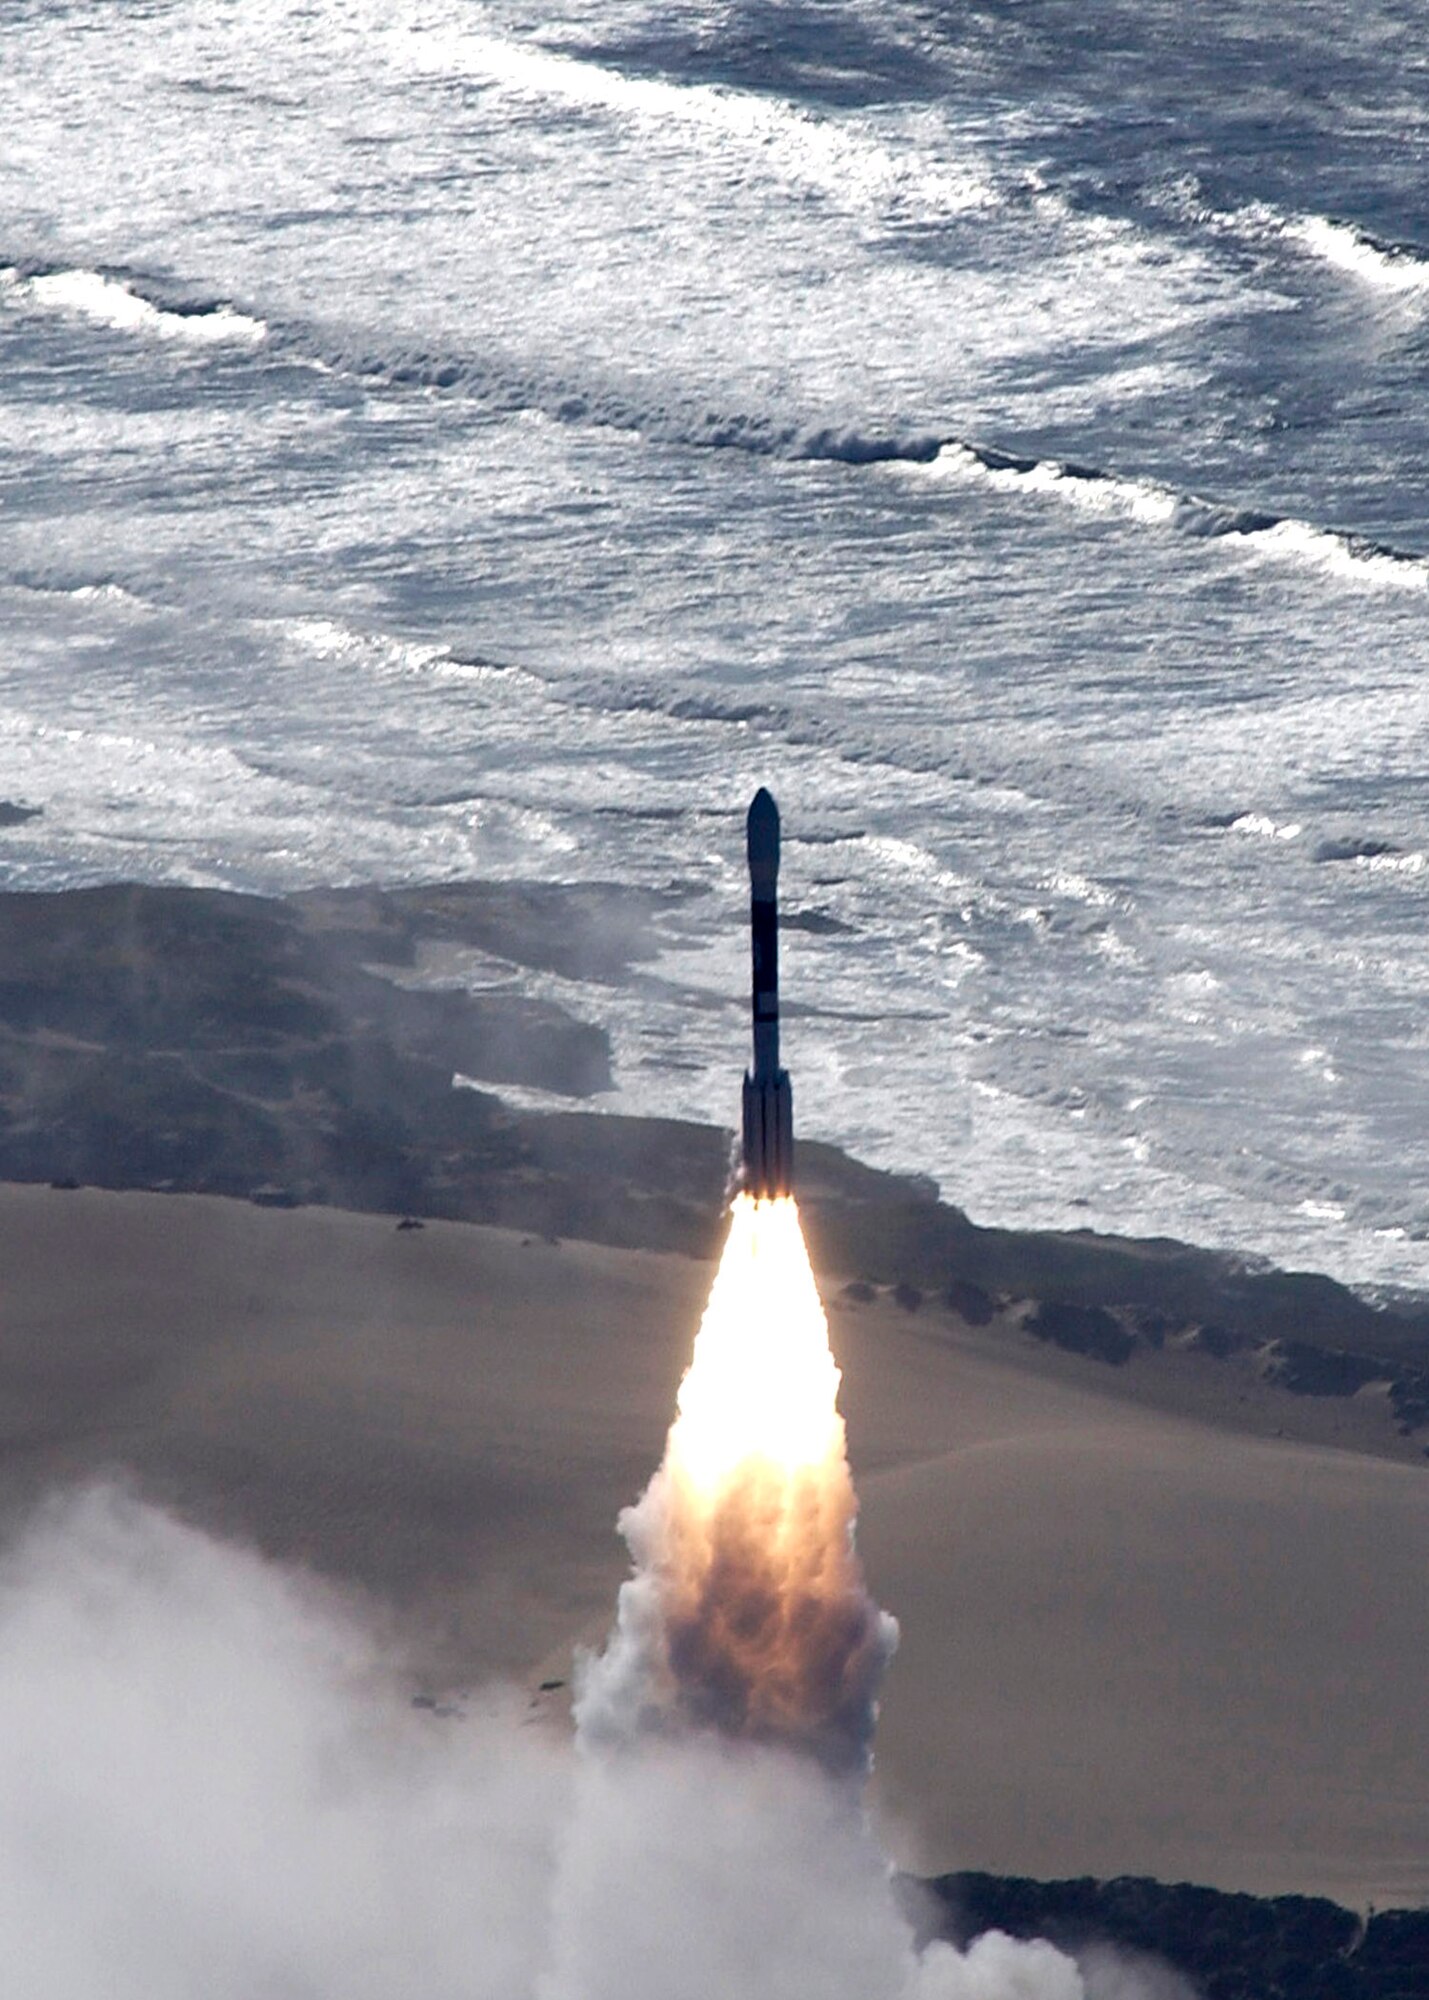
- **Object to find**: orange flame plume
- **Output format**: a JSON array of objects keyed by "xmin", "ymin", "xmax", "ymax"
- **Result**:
[{"xmin": 580, "ymin": 1196, "xmax": 895, "ymax": 1775}]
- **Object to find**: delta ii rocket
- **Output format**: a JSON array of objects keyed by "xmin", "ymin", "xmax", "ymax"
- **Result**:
[{"xmin": 741, "ymin": 787, "xmax": 794, "ymax": 1198}]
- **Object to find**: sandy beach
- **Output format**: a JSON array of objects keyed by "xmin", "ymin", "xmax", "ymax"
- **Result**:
[{"xmin": 2, "ymin": 1180, "xmax": 1424, "ymax": 1910}]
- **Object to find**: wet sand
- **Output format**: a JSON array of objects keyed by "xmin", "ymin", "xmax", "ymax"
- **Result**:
[{"xmin": 0, "ymin": 1182, "xmax": 1424, "ymax": 1907}]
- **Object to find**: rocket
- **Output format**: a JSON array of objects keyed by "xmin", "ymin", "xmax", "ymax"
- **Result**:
[{"xmin": 741, "ymin": 787, "xmax": 795, "ymax": 1198}]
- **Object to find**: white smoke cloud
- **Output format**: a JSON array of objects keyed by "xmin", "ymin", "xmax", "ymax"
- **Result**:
[
  {"xmin": 0, "ymin": 1485, "xmax": 1175, "ymax": 2000},
  {"xmin": 1075, "ymin": 1948, "xmax": 1199, "ymax": 2000},
  {"xmin": 0, "ymin": 1485, "xmax": 564, "ymax": 2000},
  {"xmin": 573, "ymin": 1455, "xmax": 897, "ymax": 1775}
]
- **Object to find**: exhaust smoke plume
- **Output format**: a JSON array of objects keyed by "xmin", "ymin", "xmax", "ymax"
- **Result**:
[
  {"xmin": 578, "ymin": 1194, "xmax": 896, "ymax": 1773},
  {"xmin": 0, "ymin": 1203, "xmax": 1176, "ymax": 1998}
]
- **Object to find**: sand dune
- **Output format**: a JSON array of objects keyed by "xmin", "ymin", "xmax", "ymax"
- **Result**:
[
  {"xmin": 859, "ymin": 1427, "xmax": 1429, "ymax": 1905},
  {"xmin": 0, "ymin": 1183, "xmax": 1424, "ymax": 1906}
]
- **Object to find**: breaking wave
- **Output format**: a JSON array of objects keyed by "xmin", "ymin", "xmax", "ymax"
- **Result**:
[
  {"xmin": 2, "ymin": 264, "xmax": 267, "ymax": 345},
  {"xmin": 280, "ymin": 322, "xmax": 947, "ymax": 468},
  {"xmin": 1286, "ymin": 213, "xmax": 1429, "ymax": 294},
  {"xmin": 8, "ymin": 576, "xmax": 153, "ymax": 612},
  {"xmin": 1159, "ymin": 182, "xmax": 1429, "ymax": 297},
  {"xmin": 929, "ymin": 443, "xmax": 1429, "ymax": 592}
]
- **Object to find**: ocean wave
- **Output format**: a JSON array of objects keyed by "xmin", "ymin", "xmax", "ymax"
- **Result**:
[
  {"xmin": 1220, "ymin": 515, "xmax": 1427, "ymax": 590},
  {"xmin": 1170, "ymin": 186, "xmax": 1429, "ymax": 296},
  {"xmin": 1150, "ymin": 179, "xmax": 1429, "ymax": 300},
  {"xmin": 396, "ymin": 30, "xmax": 995, "ymax": 221},
  {"xmin": 1363, "ymin": 851, "xmax": 1427, "ymax": 875},
  {"xmin": 934, "ymin": 442, "xmax": 1178, "ymax": 526},
  {"xmin": 790, "ymin": 425, "xmax": 942, "ymax": 465},
  {"xmin": 7, "ymin": 576, "xmax": 152, "ymax": 612},
  {"xmin": 1313, "ymin": 834, "xmax": 1400, "ymax": 863},
  {"xmin": 15, "ymin": 247, "xmax": 1416, "ymax": 605},
  {"xmin": 290, "ymin": 326, "xmax": 949, "ymax": 470},
  {"xmin": 929, "ymin": 441, "xmax": 1429, "ymax": 592},
  {"xmin": 1286, "ymin": 213, "xmax": 1429, "ymax": 293},
  {"xmin": 2, "ymin": 265, "xmax": 266, "ymax": 345},
  {"xmin": 559, "ymin": 675, "xmax": 801, "ymax": 739},
  {"xmin": 1231, "ymin": 814, "xmax": 1303, "ymax": 842}
]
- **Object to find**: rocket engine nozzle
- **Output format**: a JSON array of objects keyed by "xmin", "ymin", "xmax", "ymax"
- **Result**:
[
  {"xmin": 742, "ymin": 1068, "xmax": 794, "ymax": 1200},
  {"xmin": 742, "ymin": 787, "xmax": 794, "ymax": 1198}
]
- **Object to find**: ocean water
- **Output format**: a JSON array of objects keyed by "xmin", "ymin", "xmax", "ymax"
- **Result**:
[{"xmin": 3, "ymin": 0, "xmax": 1429, "ymax": 1294}]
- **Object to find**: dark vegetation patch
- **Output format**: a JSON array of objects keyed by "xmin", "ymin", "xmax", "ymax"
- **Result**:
[
  {"xmin": 943, "ymin": 1277, "xmax": 996, "ymax": 1325},
  {"xmin": 1190, "ymin": 1322, "xmax": 1244, "ymax": 1359},
  {"xmin": 0, "ymin": 883, "xmax": 612, "ymax": 1210},
  {"xmin": 1025, "ymin": 1299, "xmax": 1136, "ymax": 1366},
  {"xmin": 1390, "ymin": 1373, "xmax": 1429, "ymax": 1433},
  {"xmin": 294, "ymin": 878, "xmax": 677, "ymax": 986},
  {"xmin": 1264, "ymin": 1340, "xmax": 1385, "ymax": 1397},
  {"xmin": 908, "ymin": 1870, "xmax": 1429, "ymax": 2000},
  {"xmin": 1129, "ymin": 1306, "xmax": 1174, "ymax": 1347}
]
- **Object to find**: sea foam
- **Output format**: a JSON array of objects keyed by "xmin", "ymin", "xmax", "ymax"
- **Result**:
[{"xmin": 6, "ymin": 267, "xmax": 266, "ymax": 346}]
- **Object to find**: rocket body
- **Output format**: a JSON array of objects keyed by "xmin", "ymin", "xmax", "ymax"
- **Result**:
[{"xmin": 742, "ymin": 788, "xmax": 794, "ymax": 1197}]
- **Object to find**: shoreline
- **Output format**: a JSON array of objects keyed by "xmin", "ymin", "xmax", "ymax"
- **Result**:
[{"xmin": 0, "ymin": 877, "xmax": 1424, "ymax": 1462}]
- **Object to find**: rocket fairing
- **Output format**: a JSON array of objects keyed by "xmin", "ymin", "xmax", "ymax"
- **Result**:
[{"xmin": 741, "ymin": 787, "xmax": 795, "ymax": 1198}]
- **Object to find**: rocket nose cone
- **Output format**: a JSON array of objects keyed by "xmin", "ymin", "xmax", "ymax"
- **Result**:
[{"xmin": 747, "ymin": 787, "xmax": 780, "ymax": 892}]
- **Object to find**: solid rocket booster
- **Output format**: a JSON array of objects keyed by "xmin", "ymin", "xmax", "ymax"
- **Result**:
[{"xmin": 742, "ymin": 787, "xmax": 794, "ymax": 1198}]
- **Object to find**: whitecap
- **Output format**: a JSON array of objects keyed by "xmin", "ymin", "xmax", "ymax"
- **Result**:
[
  {"xmin": 6, "ymin": 578, "xmax": 151, "ymax": 612},
  {"xmin": 1044, "ymin": 868, "xmax": 1117, "ymax": 908},
  {"xmin": 929, "ymin": 443, "xmax": 1428, "ymax": 593},
  {"xmin": 1230, "ymin": 814, "xmax": 1302, "ymax": 841},
  {"xmin": 931, "ymin": 444, "xmax": 1178, "ymax": 527},
  {"xmin": 1229, "ymin": 516, "xmax": 1429, "ymax": 593},
  {"xmin": 9, "ymin": 267, "xmax": 266, "ymax": 346},
  {"xmin": 1288, "ymin": 213, "xmax": 1429, "ymax": 294},
  {"xmin": 1179, "ymin": 194, "xmax": 1429, "ymax": 298},
  {"xmin": 1362, "ymin": 849, "xmax": 1428, "ymax": 875}
]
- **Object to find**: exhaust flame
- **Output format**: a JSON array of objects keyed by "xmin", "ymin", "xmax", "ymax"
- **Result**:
[
  {"xmin": 669, "ymin": 1195, "xmax": 843, "ymax": 1497},
  {"xmin": 578, "ymin": 1195, "xmax": 896, "ymax": 1776}
]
